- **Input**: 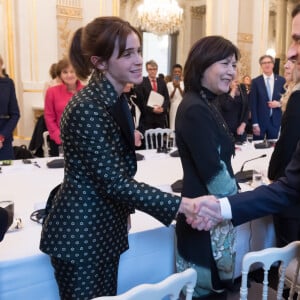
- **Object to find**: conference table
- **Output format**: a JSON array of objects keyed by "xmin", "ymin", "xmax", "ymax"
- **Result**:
[{"xmin": 0, "ymin": 142, "xmax": 276, "ymax": 299}]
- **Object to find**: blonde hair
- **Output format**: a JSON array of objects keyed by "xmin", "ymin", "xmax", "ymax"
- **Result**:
[
  {"xmin": 0, "ymin": 55, "xmax": 4, "ymax": 78},
  {"xmin": 281, "ymin": 67, "xmax": 300, "ymax": 112}
]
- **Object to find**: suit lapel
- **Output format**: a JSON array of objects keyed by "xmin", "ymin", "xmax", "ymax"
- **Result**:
[
  {"xmin": 110, "ymin": 97, "xmax": 135, "ymax": 149},
  {"xmin": 90, "ymin": 76, "xmax": 135, "ymax": 149}
]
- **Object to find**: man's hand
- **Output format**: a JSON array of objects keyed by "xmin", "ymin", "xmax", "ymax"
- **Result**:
[
  {"xmin": 252, "ymin": 125, "xmax": 260, "ymax": 136},
  {"xmin": 178, "ymin": 195, "xmax": 223, "ymax": 231},
  {"xmin": 153, "ymin": 105, "xmax": 164, "ymax": 114},
  {"xmin": 268, "ymin": 100, "xmax": 281, "ymax": 108},
  {"xmin": 134, "ymin": 130, "xmax": 143, "ymax": 147}
]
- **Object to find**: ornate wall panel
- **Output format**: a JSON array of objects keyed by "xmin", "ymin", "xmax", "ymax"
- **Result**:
[{"xmin": 56, "ymin": 0, "xmax": 82, "ymax": 58}]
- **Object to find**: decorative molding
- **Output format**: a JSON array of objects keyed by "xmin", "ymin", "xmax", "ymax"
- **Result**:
[
  {"xmin": 238, "ymin": 33, "xmax": 253, "ymax": 43},
  {"xmin": 191, "ymin": 6, "xmax": 206, "ymax": 19},
  {"xmin": 56, "ymin": 0, "xmax": 82, "ymax": 58},
  {"xmin": 56, "ymin": 5, "xmax": 82, "ymax": 19},
  {"xmin": 238, "ymin": 47, "xmax": 251, "ymax": 79},
  {"xmin": 23, "ymin": 89, "xmax": 43, "ymax": 93}
]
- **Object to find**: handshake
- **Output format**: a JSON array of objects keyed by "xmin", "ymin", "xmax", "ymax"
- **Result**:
[{"xmin": 178, "ymin": 195, "xmax": 223, "ymax": 231}]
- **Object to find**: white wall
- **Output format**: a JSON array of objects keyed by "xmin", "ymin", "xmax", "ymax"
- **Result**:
[{"xmin": 9, "ymin": 0, "xmax": 115, "ymax": 138}]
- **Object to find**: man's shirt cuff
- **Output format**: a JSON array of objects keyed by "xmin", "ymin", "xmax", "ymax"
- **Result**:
[{"xmin": 219, "ymin": 197, "xmax": 232, "ymax": 219}]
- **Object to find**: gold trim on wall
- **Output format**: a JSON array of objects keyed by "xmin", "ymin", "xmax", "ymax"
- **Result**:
[
  {"xmin": 238, "ymin": 33, "xmax": 253, "ymax": 44},
  {"xmin": 191, "ymin": 6, "xmax": 206, "ymax": 19},
  {"xmin": 112, "ymin": 0, "xmax": 119, "ymax": 16},
  {"xmin": 56, "ymin": 5, "xmax": 82, "ymax": 19},
  {"xmin": 30, "ymin": 0, "xmax": 39, "ymax": 81},
  {"xmin": 23, "ymin": 89, "xmax": 43, "ymax": 93},
  {"xmin": 56, "ymin": 0, "xmax": 82, "ymax": 58},
  {"xmin": 5, "ymin": 0, "xmax": 15, "ymax": 81}
]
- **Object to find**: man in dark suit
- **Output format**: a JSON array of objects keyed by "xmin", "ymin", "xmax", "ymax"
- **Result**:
[
  {"xmin": 135, "ymin": 60, "xmax": 170, "ymax": 133},
  {"xmin": 190, "ymin": 139, "xmax": 300, "ymax": 231},
  {"xmin": 250, "ymin": 55, "xmax": 285, "ymax": 140},
  {"xmin": 187, "ymin": 3, "xmax": 300, "ymax": 230}
]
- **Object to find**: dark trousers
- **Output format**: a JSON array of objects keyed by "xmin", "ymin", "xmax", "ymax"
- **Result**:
[
  {"xmin": 49, "ymin": 139, "xmax": 59, "ymax": 157},
  {"xmin": 273, "ymin": 214, "xmax": 300, "ymax": 247},
  {"xmin": 51, "ymin": 256, "xmax": 119, "ymax": 300}
]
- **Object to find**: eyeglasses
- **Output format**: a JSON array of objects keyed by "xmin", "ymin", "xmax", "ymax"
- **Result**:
[{"xmin": 261, "ymin": 61, "xmax": 273, "ymax": 65}]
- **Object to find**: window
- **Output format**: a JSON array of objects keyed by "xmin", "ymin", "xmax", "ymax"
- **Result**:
[{"xmin": 142, "ymin": 32, "xmax": 171, "ymax": 77}]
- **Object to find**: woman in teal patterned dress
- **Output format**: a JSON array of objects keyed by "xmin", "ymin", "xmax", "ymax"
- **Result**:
[{"xmin": 175, "ymin": 36, "xmax": 240, "ymax": 299}]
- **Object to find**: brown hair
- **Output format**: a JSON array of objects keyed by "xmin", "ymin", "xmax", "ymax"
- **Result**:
[
  {"xmin": 49, "ymin": 63, "xmax": 58, "ymax": 79},
  {"xmin": 69, "ymin": 17, "xmax": 141, "ymax": 80},
  {"xmin": 184, "ymin": 35, "xmax": 240, "ymax": 93},
  {"xmin": 146, "ymin": 60, "xmax": 158, "ymax": 70},
  {"xmin": 292, "ymin": 3, "xmax": 300, "ymax": 18},
  {"xmin": 56, "ymin": 57, "xmax": 71, "ymax": 78},
  {"xmin": 259, "ymin": 55, "xmax": 275, "ymax": 65}
]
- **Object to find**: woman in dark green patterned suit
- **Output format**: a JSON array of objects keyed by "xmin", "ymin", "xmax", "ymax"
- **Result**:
[{"xmin": 39, "ymin": 17, "xmax": 206, "ymax": 300}]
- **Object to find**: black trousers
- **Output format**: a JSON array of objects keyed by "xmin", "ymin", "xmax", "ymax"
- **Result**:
[{"xmin": 51, "ymin": 256, "xmax": 119, "ymax": 300}]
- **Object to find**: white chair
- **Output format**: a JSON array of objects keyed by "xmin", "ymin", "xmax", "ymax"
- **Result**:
[
  {"xmin": 279, "ymin": 257, "xmax": 300, "ymax": 299},
  {"xmin": 233, "ymin": 241, "xmax": 300, "ymax": 300},
  {"xmin": 93, "ymin": 268, "xmax": 197, "ymax": 300},
  {"xmin": 144, "ymin": 128, "xmax": 175, "ymax": 150},
  {"xmin": 42, "ymin": 131, "xmax": 50, "ymax": 157}
]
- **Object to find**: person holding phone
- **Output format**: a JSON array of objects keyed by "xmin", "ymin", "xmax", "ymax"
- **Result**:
[{"xmin": 167, "ymin": 64, "xmax": 184, "ymax": 131}]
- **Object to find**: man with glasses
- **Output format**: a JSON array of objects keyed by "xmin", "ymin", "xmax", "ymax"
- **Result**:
[
  {"xmin": 250, "ymin": 55, "xmax": 285, "ymax": 140},
  {"xmin": 135, "ymin": 60, "xmax": 170, "ymax": 139}
]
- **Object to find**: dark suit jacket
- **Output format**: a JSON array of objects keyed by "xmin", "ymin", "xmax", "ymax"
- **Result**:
[
  {"xmin": 229, "ymin": 141, "xmax": 300, "ymax": 226},
  {"xmin": 250, "ymin": 74, "xmax": 285, "ymax": 139},
  {"xmin": 175, "ymin": 88, "xmax": 237, "ymax": 289},
  {"xmin": 268, "ymin": 90, "xmax": 300, "ymax": 180},
  {"xmin": 268, "ymin": 89, "xmax": 300, "ymax": 218},
  {"xmin": 217, "ymin": 84, "xmax": 249, "ymax": 141},
  {"xmin": 40, "ymin": 76, "xmax": 180, "ymax": 263},
  {"xmin": 135, "ymin": 76, "xmax": 170, "ymax": 132},
  {"xmin": 0, "ymin": 77, "xmax": 20, "ymax": 159}
]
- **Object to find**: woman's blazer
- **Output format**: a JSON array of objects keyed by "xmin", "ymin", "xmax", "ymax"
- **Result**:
[{"xmin": 40, "ymin": 77, "xmax": 180, "ymax": 263}]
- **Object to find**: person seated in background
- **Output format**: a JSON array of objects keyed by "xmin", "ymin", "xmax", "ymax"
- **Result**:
[
  {"xmin": 44, "ymin": 57, "xmax": 84, "ymax": 156},
  {"xmin": 0, "ymin": 54, "xmax": 20, "ymax": 160},
  {"xmin": 167, "ymin": 63, "xmax": 184, "ymax": 132},
  {"xmin": 217, "ymin": 73, "xmax": 249, "ymax": 144},
  {"xmin": 268, "ymin": 54, "xmax": 300, "ymax": 247}
]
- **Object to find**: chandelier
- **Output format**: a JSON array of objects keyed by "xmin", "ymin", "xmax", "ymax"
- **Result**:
[{"xmin": 137, "ymin": 0, "xmax": 183, "ymax": 36}]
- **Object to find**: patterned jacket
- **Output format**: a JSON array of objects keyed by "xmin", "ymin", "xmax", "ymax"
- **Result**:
[{"xmin": 40, "ymin": 75, "xmax": 180, "ymax": 263}]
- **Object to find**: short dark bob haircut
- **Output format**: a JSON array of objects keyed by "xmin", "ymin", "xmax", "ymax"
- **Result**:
[{"xmin": 184, "ymin": 35, "xmax": 240, "ymax": 94}]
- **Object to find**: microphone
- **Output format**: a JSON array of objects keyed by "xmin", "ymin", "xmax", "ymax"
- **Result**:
[
  {"xmin": 254, "ymin": 135, "xmax": 272, "ymax": 149},
  {"xmin": 235, "ymin": 154, "xmax": 267, "ymax": 183}
]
